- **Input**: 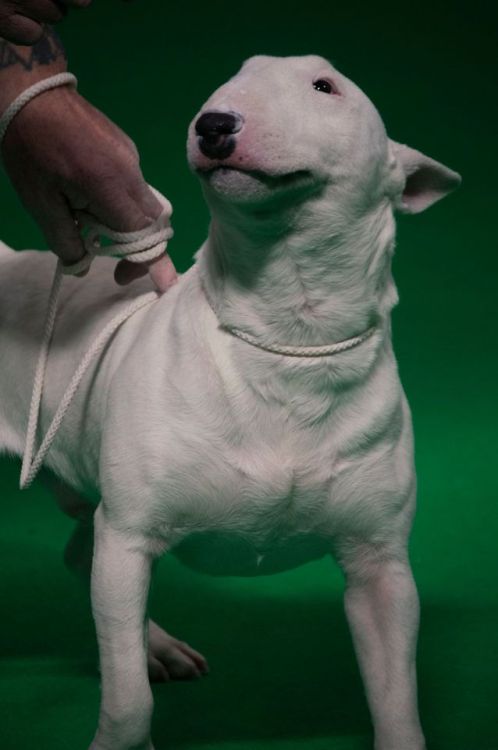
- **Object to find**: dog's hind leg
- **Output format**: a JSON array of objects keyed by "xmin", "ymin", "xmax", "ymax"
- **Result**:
[
  {"xmin": 46, "ymin": 477, "xmax": 209, "ymax": 682},
  {"xmin": 338, "ymin": 540, "xmax": 426, "ymax": 750}
]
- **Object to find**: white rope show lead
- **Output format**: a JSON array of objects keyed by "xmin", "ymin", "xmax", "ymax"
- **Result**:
[
  {"xmin": 0, "ymin": 73, "xmax": 174, "ymax": 489},
  {"xmin": 0, "ymin": 73, "xmax": 77, "ymax": 142},
  {"xmin": 20, "ymin": 287, "xmax": 159, "ymax": 489},
  {"xmin": 20, "ymin": 192, "xmax": 173, "ymax": 490},
  {"xmin": 11, "ymin": 75, "xmax": 376, "ymax": 487},
  {"xmin": 20, "ymin": 213, "xmax": 372, "ymax": 489}
]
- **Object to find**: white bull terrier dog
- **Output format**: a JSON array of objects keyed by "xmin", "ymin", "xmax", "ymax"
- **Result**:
[{"xmin": 0, "ymin": 55, "xmax": 460, "ymax": 750}]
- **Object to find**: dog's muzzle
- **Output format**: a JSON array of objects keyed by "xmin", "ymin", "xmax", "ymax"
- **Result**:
[{"xmin": 195, "ymin": 110, "xmax": 244, "ymax": 160}]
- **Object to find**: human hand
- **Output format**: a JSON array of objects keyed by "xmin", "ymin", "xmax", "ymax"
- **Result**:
[
  {"xmin": 1, "ymin": 84, "xmax": 177, "ymax": 292},
  {"xmin": 0, "ymin": 1, "xmax": 91, "ymax": 45}
]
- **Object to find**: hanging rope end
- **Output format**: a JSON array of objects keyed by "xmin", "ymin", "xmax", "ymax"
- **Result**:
[{"xmin": 19, "ymin": 468, "xmax": 32, "ymax": 491}]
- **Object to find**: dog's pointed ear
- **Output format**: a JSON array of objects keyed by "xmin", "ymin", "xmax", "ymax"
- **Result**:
[{"xmin": 389, "ymin": 140, "xmax": 461, "ymax": 214}]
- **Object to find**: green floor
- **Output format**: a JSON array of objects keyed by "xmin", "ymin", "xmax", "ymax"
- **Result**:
[
  {"xmin": 1, "ymin": 418, "xmax": 497, "ymax": 750},
  {"xmin": 1, "ymin": 0, "xmax": 497, "ymax": 747}
]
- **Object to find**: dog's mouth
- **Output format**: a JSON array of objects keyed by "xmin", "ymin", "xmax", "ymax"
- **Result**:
[{"xmin": 198, "ymin": 165, "xmax": 315, "ymax": 190}]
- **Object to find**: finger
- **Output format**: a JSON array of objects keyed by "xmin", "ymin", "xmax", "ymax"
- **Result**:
[
  {"xmin": 113, "ymin": 259, "xmax": 148, "ymax": 286},
  {"xmin": 36, "ymin": 193, "xmax": 87, "ymax": 267},
  {"xmin": 114, "ymin": 255, "xmax": 178, "ymax": 293},
  {"xmin": 0, "ymin": 15, "xmax": 44, "ymax": 44}
]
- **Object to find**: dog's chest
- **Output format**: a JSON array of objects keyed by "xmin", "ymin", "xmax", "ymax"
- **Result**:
[
  {"xmin": 168, "ymin": 420, "xmax": 339, "ymax": 576},
  {"xmin": 157, "ymin": 353, "xmax": 352, "ymax": 575}
]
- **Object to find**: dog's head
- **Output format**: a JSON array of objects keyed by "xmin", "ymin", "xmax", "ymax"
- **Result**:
[{"xmin": 187, "ymin": 55, "xmax": 460, "ymax": 222}]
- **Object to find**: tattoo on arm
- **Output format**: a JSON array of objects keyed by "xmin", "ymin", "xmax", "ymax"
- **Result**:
[{"xmin": 0, "ymin": 27, "xmax": 66, "ymax": 72}]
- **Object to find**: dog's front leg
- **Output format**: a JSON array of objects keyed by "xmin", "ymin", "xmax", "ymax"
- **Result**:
[
  {"xmin": 340, "ymin": 546, "xmax": 426, "ymax": 750},
  {"xmin": 89, "ymin": 504, "xmax": 155, "ymax": 750}
]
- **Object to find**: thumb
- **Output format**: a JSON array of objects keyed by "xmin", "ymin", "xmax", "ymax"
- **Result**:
[
  {"xmin": 131, "ymin": 184, "xmax": 178, "ymax": 292},
  {"xmin": 146, "ymin": 254, "xmax": 178, "ymax": 293},
  {"xmin": 113, "ymin": 254, "xmax": 178, "ymax": 292}
]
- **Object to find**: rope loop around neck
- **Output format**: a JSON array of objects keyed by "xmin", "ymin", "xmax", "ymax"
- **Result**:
[{"xmin": 199, "ymin": 273, "xmax": 378, "ymax": 358}]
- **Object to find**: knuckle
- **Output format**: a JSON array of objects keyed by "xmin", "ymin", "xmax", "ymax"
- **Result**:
[{"xmin": 123, "ymin": 135, "xmax": 140, "ymax": 161}]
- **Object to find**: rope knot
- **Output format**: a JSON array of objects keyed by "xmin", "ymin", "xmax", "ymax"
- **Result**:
[{"xmin": 62, "ymin": 189, "xmax": 174, "ymax": 276}]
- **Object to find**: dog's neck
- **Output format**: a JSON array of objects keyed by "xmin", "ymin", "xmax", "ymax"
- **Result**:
[{"xmin": 196, "ymin": 195, "xmax": 399, "ymax": 348}]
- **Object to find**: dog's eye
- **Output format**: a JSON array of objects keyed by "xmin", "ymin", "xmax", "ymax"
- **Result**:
[{"xmin": 313, "ymin": 79, "xmax": 339, "ymax": 95}]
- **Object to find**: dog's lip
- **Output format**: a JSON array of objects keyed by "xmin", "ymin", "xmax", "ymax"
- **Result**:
[{"xmin": 196, "ymin": 165, "xmax": 314, "ymax": 186}]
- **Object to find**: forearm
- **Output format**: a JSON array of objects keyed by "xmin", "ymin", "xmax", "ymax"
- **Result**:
[
  {"xmin": 0, "ymin": 26, "xmax": 67, "ymax": 111},
  {"xmin": 0, "ymin": 13, "xmax": 177, "ymax": 291}
]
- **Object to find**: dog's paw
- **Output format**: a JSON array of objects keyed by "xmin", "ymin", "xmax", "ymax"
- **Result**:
[{"xmin": 147, "ymin": 619, "xmax": 209, "ymax": 682}]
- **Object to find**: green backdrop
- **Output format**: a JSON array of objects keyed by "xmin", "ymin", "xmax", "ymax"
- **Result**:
[{"xmin": 1, "ymin": 0, "xmax": 497, "ymax": 748}]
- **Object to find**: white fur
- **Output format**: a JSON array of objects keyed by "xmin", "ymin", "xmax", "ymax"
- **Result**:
[{"xmin": 0, "ymin": 55, "xmax": 460, "ymax": 749}]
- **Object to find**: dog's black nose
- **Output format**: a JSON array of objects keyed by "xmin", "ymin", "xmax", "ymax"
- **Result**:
[
  {"xmin": 195, "ymin": 111, "xmax": 242, "ymax": 138},
  {"xmin": 195, "ymin": 111, "xmax": 243, "ymax": 160}
]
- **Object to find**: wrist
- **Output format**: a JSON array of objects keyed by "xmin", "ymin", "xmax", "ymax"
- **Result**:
[
  {"xmin": 0, "ymin": 74, "xmax": 78, "ymax": 154},
  {"xmin": 0, "ymin": 60, "xmax": 68, "ymax": 114}
]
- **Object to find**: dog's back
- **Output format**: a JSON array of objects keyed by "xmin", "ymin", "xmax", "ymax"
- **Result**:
[{"xmin": 0, "ymin": 246, "xmax": 165, "ymax": 469}]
